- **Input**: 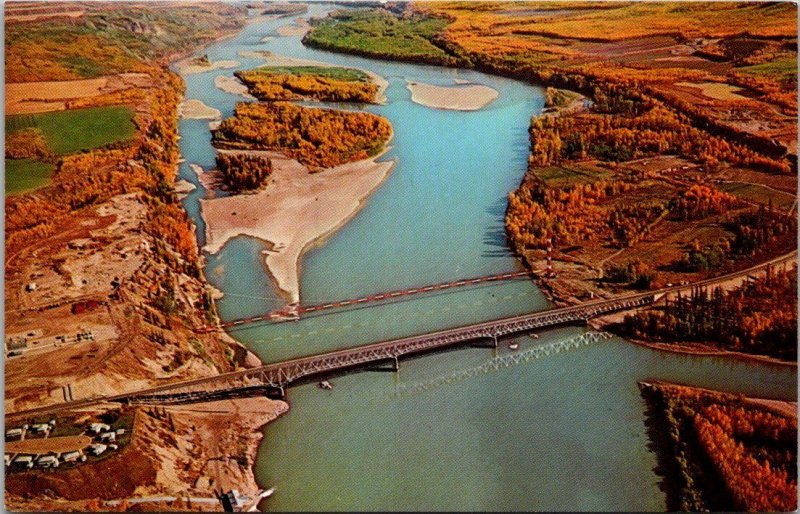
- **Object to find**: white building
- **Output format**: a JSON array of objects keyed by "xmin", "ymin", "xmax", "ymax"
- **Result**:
[
  {"xmin": 37, "ymin": 455, "xmax": 59, "ymax": 468},
  {"xmin": 6, "ymin": 428, "xmax": 23, "ymax": 439},
  {"xmin": 60, "ymin": 451, "xmax": 82, "ymax": 463},
  {"xmin": 88, "ymin": 423, "xmax": 111, "ymax": 434},
  {"xmin": 30, "ymin": 423, "xmax": 50, "ymax": 434},
  {"xmin": 88, "ymin": 443, "xmax": 107, "ymax": 456},
  {"xmin": 13, "ymin": 455, "xmax": 34, "ymax": 469},
  {"xmin": 99, "ymin": 432, "xmax": 116, "ymax": 443}
]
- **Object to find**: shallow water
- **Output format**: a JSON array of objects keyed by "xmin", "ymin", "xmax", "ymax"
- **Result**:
[{"xmin": 175, "ymin": 8, "xmax": 796, "ymax": 511}]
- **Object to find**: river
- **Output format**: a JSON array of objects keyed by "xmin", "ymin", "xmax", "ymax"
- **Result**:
[{"xmin": 175, "ymin": 6, "xmax": 796, "ymax": 512}]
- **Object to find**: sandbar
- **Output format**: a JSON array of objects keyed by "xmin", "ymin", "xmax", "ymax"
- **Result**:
[
  {"xmin": 190, "ymin": 163, "xmax": 224, "ymax": 195},
  {"xmin": 175, "ymin": 58, "xmax": 240, "ymax": 76},
  {"xmin": 178, "ymin": 99, "xmax": 221, "ymax": 120},
  {"xmin": 407, "ymin": 80, "xmax": 499, "ymax": 111},
  {"xmin": 236, "ymin": 51, "xmax": 388, "ymax": 104},
  {"xmin": 214, "ymin": 75, "xmax": 255, "ymax": 99},
  {"xmin": 276, "ymin": 18, "xmax": 310, "ymax": 36},
  {"xmin": 201, "ymin": 149, "xmax": 395, "ymax": 303}
]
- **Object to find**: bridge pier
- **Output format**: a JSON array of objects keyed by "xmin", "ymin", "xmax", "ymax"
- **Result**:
[{"xmin": 266, "ymin": 385, "xmax": 286, "ymax": 401}]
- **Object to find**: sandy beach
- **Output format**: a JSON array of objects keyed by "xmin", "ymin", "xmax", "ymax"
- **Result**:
[
  {"xmin": 214, "ymin": 74, "xmax": 255, "ymax": 99},
  {"xmin": 190, "ymin": 163, "xmax": 224, "ymax": 196},
  {"xmin": 407, "ymin": 80, "xmax": 499, "ymax": 111},
  {"xmin": 175, "ymin": 58, "xmax": 240, "ymax": 76},
  {"xmin": 201, "ymin": 149, "xmax": 395, "ymax": 304},
  {"xmin": 237, "ymin": 51, "xmax": 389, "ymax": 104},
  {"xmin": 276, "ymin": 18, "xmax": 310, "ymax": 36},
  {"xmin": 178, "ymin": 99, "xmax": 222, "ymax": 120}
]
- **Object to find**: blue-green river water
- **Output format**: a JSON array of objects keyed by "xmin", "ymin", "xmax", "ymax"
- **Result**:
[{"xmin": 176, "ymin": 7, "xmax": 796, "ymax": 511}]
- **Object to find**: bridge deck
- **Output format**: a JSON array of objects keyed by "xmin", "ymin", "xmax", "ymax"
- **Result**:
[
  {"xmin": 215, "ymin": 270, "xmax": 536, "ymax": 330},
  {"xmin": 7, "ymin": 252, "xmax": 794, "ymax": 419}
]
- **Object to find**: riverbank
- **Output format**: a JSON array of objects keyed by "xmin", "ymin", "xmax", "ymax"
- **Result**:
[
  {"xmin": 627, "ymin": 336, "xmax": 798, "ymax": 368},
  {"xmin": 201, "ymin": 148, "xmax": 395, "ymax": 304},
  {"xmin": 406, "ymin": 80, "xmax": 498, "ymax": 111}
]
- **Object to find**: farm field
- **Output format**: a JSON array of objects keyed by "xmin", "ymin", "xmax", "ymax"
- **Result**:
[
  {"xmin": 5, "ymin": 159, "xmax": 55, "ymax": 196},
  {"xmin": 6, "ymin": 105, "xmax": 135, "ymax": 156},
  {"xmin": 719, "ymin": 181, "xmax": 796, "ymax": 211}
]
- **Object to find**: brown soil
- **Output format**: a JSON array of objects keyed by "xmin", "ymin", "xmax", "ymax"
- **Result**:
[
  {"xmin": 6, "ymin": 73, "xmax": 153, "ymax": 115},
  {"xmin": 6, "ymin": 435, "xmax": 93, "ymax": 455}
]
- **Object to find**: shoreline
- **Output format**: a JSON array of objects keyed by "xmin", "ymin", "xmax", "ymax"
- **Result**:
[
  {"xmin": 201, "ymin": 144, "xmax": 396, "ymax": 305},
  {"xmin": 625, "ymin": 336, "xmax": 797, "ymax": 368}
]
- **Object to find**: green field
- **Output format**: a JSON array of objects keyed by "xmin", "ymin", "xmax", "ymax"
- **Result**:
[
  {"xmin": 247, "ymin": 65, "xmax": 371, "ymax": 82},
  {"xmin": 738, "ymin": 56, "xmax": 797, "ymax": 86},
  {"xmin": 304, "ymin": 9, "xmax": 457, "ymax": 65},
  {"xmin": 5, "ymin": 159, "xmax": 55, "ymax": 196},
  {"xmin": 534, "ymin": 163, "xmax": 613, "ymax": 187},
  {"xmin": 719, "ymin": 181, "xmax": 796, "ymax": 210},
  {"xmin": 6, "ymin": 105, "xmax": 135, "ymax": 155}
]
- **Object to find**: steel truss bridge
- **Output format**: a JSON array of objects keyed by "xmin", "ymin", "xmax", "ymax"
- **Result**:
[
  {"xmin": 7, "ymin": 251, "xmax": 794, "ymax": 420},
  {"xmin": 210, "ymin": 270, "xmax": 536, "ymax": 331}
]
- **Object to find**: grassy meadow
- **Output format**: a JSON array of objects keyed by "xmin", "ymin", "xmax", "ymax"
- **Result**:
[
  {"xmin": 5, "ymin": 159, "xmax": 56, "ymax": 196},
  {"xmin": 6, "ymin": 105, "xmax": 135, "ymax": 156}
]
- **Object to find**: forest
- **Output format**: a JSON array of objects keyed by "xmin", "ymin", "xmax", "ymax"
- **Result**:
[
  {"xmin": 235, "ymin": 66, "xmax": 378, "ymax": 103},
  {"xmin": 212, "ymin": 102, "xmax": 392, "ymax": 170},
  {"xmin": 640, "ymin": 382, "xmax": 796, "ymax": 512},
  {"xmin": 619, "ymin": 266, "xmax": 797, "ymax": 360},
  {"xmin": 216, "ymin": 152, "xmax": 272, "ymax": 191}
]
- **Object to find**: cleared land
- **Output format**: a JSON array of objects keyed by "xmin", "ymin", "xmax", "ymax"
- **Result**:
[
  {"xmin": 5, "ymin": 159, "xmax": 55, "ymax": 196},
  {"xmin": 6, "ymin": 435, "xmax": 92, "ymax": 455},
  {"xmin": 7, "ymin": 105, "xmax": 135, "ymax": 155}
]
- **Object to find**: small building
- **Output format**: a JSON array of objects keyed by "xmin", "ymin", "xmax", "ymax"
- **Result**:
[
  {"xmin": 115, "ymin": 428, "xmax": 126, "ymax": 436},
  {"xmin": 25, "ymin": 283, "xmax": 37, "ymax": 292},
  {"xmin": 6, "ymin": 428, "xmax": 23, "ymax": 439},
  {"xmin": 60, "ymin": 451, "xmax": 82, "ymax": 463},
  {"xmin": 5, "ymin": 338, "xmax": 27, "ymax": 351},
  {"xmin": 37, "ymin": 455, "xmax": 59, "ymax": 468},
  {"xmin": 88, "ymin": 423, "xmax": 110, "ymax": 434},
  {"xmin": 99, "ymin": 432, "xmax": 116, "ymax": 443},
  {"xmin": 88, "ymin": 443, "xmax": 107, "ymax": 456},
  {"xmin": 219, "ymin": 490, "xmax": 245, "ymax": 512},
  {"xmin": 13, "ymin": 455, "xmax": 34, "ymax": 469},
  {"xmin": 31, "ymin": 423, "xmax": 50, "ymax": 434},
  {"xmin": 4, "ymin": 454, "xmax": 11, "ymax": 466},
  {"xmin": 108, "ymin": 444, "xmax": 119, "ymax": 451}
]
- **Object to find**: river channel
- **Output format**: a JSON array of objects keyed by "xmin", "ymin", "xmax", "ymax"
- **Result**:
[{"xmin": 176, "ymin": 6, "xmax": 796, "ymax": 511}]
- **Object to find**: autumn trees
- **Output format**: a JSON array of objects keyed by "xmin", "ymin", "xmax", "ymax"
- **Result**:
[
  {"xmin": 641, "ymin": 382, "xmax": 797, "ymax": 512},
  {"xmin": 216, "ymin": 152, "xmax": 272, "ymax": 191},
  {"xmin": 621, "ymin": 266, "xmax": 797, "ymax": 359},
  {"xmin": 236, "ymin": 66, "xmax": 378, "ymax": 103},
  {"xmin": 5, "ymin": 128, "xmax": 51, "ymax": 160},
  {"xmin": 671, "ymin": 184, "xmax": 739, "ymax": 221},
  {"xmin": 212, "ymin": 102, "xmax": 392, "ymax": 170}
]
